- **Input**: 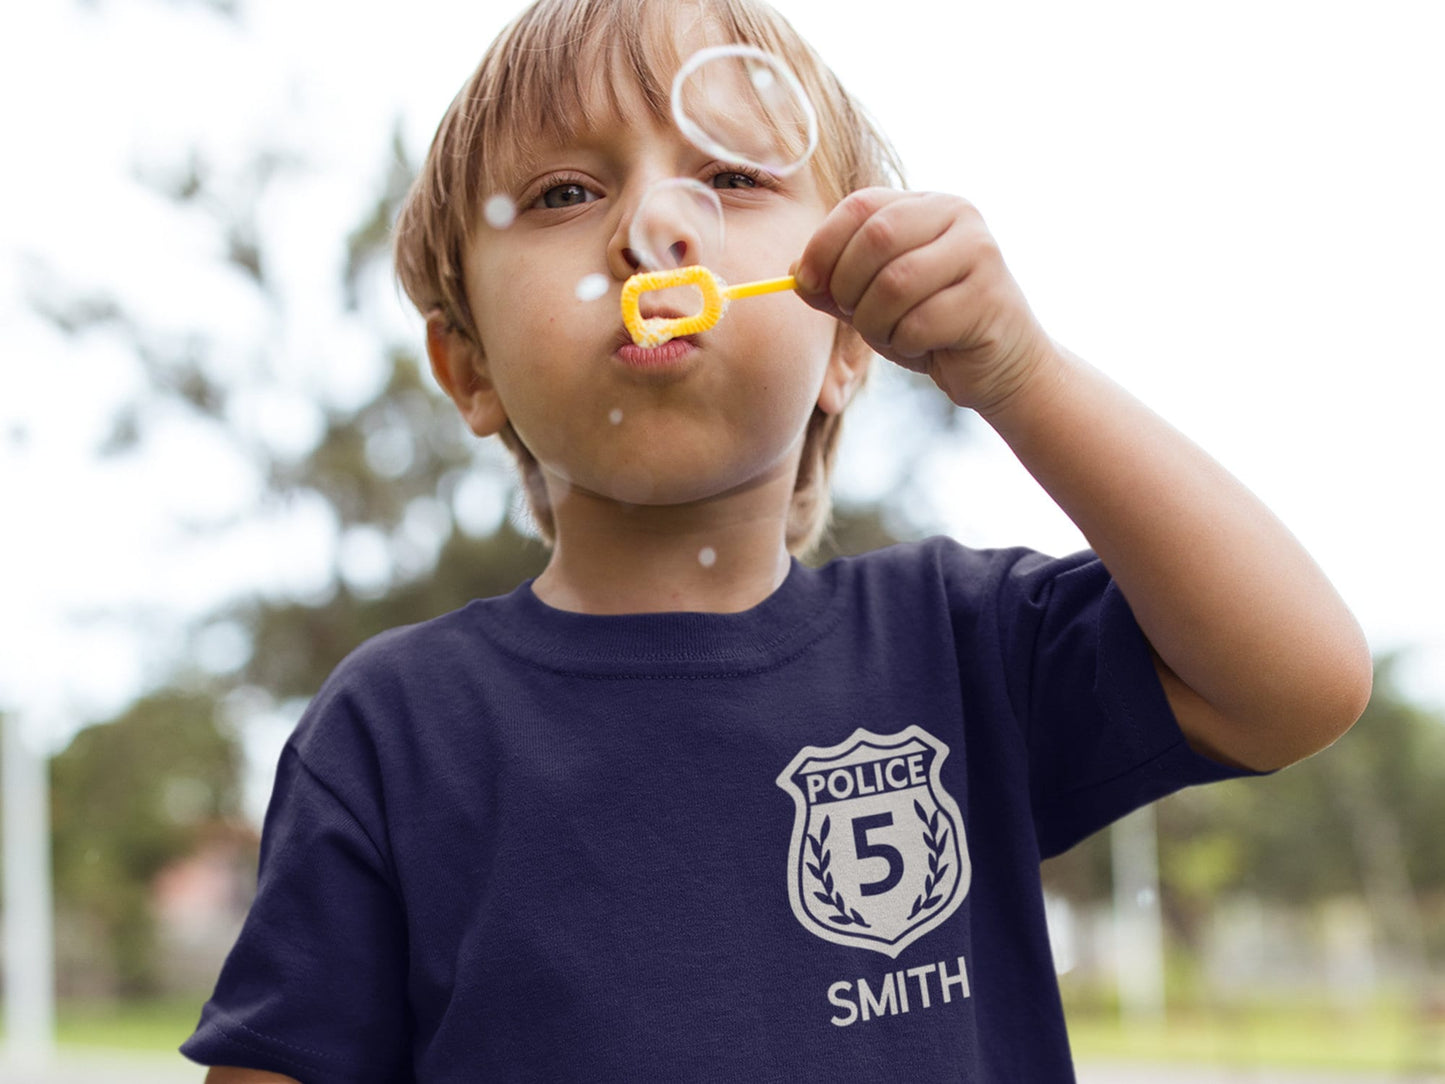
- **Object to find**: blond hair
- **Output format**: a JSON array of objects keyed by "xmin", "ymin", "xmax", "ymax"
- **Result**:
[{"xmin": 394, "ymin": 0, "xmax": 901, "ymax": 555}]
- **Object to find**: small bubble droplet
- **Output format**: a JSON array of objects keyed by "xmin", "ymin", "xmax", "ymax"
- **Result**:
[
  {"xmin": 608, "ymin": 408, "xmax": 623, "ymax": 426},
  {"xmin": 575, "ymin": 273, "xmax": 609, "ymax": 302},
  {"xmin": 483, "ymin": 194, "xmax": 517, "ymax": 229},
  {"xmin": 698, "ymin": 546, "xmax": 718, "ymax": 568}
]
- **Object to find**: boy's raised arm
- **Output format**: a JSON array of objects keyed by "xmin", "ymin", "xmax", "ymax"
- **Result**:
[
  {"xmin": 796, "ymin": 188, "xmax": 1373, "ymax": 772},
  {"xmin": 977, "ymin": 341, "xmax": 1371, "ymax": 771}
]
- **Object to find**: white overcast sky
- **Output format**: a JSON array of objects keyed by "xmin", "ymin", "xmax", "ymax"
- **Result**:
[{"xmin": 2, "ymin": 0, "xmax": 1442, "ymax": 755}]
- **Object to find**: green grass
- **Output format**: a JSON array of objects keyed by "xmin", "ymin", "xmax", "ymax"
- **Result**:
[
  {"xmin": 1066, "ymin": 998, "xmax": 1445, "ymax": 1074},
  {"xmin": 46, "ymin": 998, "xmax": 202, "ymax": 1052}
]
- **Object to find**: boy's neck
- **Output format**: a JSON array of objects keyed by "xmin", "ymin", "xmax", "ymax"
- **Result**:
[{"xmin": 532, "ymin": 488, "xmax": 795, "ymax": 616}]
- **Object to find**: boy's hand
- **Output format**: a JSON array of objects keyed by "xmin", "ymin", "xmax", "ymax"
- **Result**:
[{"xmin": 793, "ymin": 188, "xmax": 1055, "ymax": 415}]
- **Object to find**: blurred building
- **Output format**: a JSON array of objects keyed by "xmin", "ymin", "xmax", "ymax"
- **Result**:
[
  {"xmin": 50, "ymin": 820, "xmax": 257, "ymax": 1001},
  {"xmin": 150, "ymin": 822, "xmax": 257, "ymax": 996}
]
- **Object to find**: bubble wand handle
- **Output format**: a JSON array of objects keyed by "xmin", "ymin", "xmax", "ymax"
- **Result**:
[
  {"xmin": 722, "ymin": 275, "xmax": 797, "ymax": 301},
  {"xmin": 620, "ymin": 267, "xmax": 798, "ymax": 347}
]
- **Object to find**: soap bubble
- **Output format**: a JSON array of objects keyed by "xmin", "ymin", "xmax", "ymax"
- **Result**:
[
  {"xmin": 483, "ymin": 194, "xmax": 517, "ymax": 229},
  {"xmin": 628, "ymin": 177, "xmax": 723, "ymax": 272},
  {"xmin": 608, "ymin": 408, "xmax": 624, "ymax": 425},
  {"xmin": 672, "ymin": 45, "xmax": 818, "ymax": 177},
  {"xmin": 575, "ymin": 273, "xmax": 609, "ymax": 302},
  {"xmin": 698, "ymin": 546, "xmax": 718, "ymax": 568}
]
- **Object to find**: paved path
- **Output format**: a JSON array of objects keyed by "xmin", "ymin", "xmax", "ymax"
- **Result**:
[{"xmin": 1, "ymin": 1050, "xmax": 201, "ymax": 1083}]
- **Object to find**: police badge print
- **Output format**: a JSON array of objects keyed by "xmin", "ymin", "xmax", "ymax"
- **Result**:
[{"xmin": 777, "ymin": 726, "xmax": 970, "ymax": 957}]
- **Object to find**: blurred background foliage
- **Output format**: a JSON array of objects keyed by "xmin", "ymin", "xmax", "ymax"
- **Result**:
[
  {"xmin": 3, "ymin": 6, "xmax": 1441, "ymax": 1073},
  {"xmin": 1044, "ymin": 657, "xmax": 1445, "ymax": 956}
]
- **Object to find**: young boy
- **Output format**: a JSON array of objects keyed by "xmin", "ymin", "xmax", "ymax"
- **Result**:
[{"xmin": 183, "ymin": 0, "xmax": 1372, "ymax": 1079}]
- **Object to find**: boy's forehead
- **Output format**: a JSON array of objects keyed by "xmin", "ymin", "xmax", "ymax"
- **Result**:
[
  {"xmin": 574, "ymin": 40, "xmax": 672, "ymax": 133},
  {"xmin": 484, "ymin": 8, "xmax": 726, "ymax": 180}
]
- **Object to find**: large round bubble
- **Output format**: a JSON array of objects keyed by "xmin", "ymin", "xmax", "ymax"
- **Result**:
[{"xmin": 671, "ymin": 44, "xmax": 818, "ymax": 177}]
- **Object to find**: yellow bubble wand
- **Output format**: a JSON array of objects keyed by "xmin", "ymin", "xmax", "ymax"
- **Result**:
[{"xmin": 621, "ymin": 266, "xmax": 797, "ymax": 348}]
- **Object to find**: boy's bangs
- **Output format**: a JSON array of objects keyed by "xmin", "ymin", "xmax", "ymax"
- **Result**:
[
  {"xmin": 472, "ymin": 0, "xmax": 836, "ymax": 200},
  {"xmin": 475, "ymin": 0, "xmax": 690, "ymax": 196}
]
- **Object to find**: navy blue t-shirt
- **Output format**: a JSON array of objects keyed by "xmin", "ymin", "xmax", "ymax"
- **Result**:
[{"xmin": 183, "ymin": 539, "xmax": 1252, "ymax": 1081}]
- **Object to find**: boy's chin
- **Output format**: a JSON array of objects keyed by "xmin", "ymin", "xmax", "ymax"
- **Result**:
[
  {"xmin": 558, "ymin": 472, "xmax": 720, "ymax": 510},
  {"xmin": 550, "ymin": 463, "xmax": 787, "ymax": 517}
]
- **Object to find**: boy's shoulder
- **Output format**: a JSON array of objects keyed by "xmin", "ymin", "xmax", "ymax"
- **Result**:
[
  {"xmin": 836, "ymin": 533, "xmax": 1043, "ymax": 573},
  {"xmin": 325, "ymin": 594, "xmax": 500, "ymax": 687},
  {"xmin": 286, "ymin": 589, "xmax": 519, "ymax": 754},
  {"xmin": 825, "ymin": 534, "xmax": 1096, "ymax": 607}
]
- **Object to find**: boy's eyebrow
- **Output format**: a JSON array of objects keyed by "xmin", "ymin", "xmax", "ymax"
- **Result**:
[
  {"xmin": 485, "ymin": 132, "xmax": 617, "ymax": 196},
  {"xmin": 495, "ymin": 96, "xmax": 697, "ymax": 189}
]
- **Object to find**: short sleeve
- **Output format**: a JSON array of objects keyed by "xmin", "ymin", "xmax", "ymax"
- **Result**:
[
  {"xmin": 990, "ymin": 548, "xmax": 1263, "ymax": 858},
  {"xmin": 180, "ymin": 744, "xmax": 412, "ymax": 1082}
]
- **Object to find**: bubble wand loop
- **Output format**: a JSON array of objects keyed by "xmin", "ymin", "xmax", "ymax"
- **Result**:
[{"xmin": 620, "ymin": 266, "xmax": 797, "ymax": 348}]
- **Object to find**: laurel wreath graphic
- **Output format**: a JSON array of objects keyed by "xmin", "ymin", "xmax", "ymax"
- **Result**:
[
  {"xmin": 805, "ymin": 815, "xmax": 871, "ymax": 928},
  {"xmin": 907, "ymin": 799, "xmax": 952, "ymax": 920}
]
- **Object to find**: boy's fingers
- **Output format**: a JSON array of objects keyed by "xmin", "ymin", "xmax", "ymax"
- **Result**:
[
  {"xmin": 847, "ymin": 227, "xmax": 971, "ymax": 350},
  {"xmin": 833, "ymin": 196, "xmax": 967, "ymax": 326},
  {"xmin": 880, "ymin": 279, "xmax": 981, "ymax": 362},
  {"xmin": 794, "ymin": 190, "xmax": 1000, "ymax": 363},
  {"xmin": 794, "ymin": 187, "xmax": 911, "ymax": 298}
]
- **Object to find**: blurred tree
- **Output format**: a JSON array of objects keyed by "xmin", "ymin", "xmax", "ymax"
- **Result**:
[
  {"xmin": 240, "ymin": 516, "xmax": 548, "ymax": 700},
  {"xmin": 49, "ymin": 689, "xmax": 248, "ymax": 995},
  {"xmin": 1045, "ymin": 655, "xmax": 1445, "ymax": 981}
]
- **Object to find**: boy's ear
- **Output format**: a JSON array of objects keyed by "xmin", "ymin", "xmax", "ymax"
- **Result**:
[
  {"xmin": 816, "ymin": 326, "xmax": 873, "ymax": 416},
  {"xmin": 426, "ymin": 314, "xmax": 508, "ymax": 437}
]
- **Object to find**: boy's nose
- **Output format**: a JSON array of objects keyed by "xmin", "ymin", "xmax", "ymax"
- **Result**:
[
  {"xmin": 608, "ymin": 177, "xmax": 720, "ymax": 280},
  {"xmin": 619, "ymin": 242, "xmax": 689, "ymax": 271},
  {"xmin": 611, "ymin": 229, "xmax": 698, "ymax": 281}
]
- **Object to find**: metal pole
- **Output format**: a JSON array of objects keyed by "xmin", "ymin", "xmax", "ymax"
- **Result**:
[
  {"xmin": 2, "ymin": 713, "xmax": 56, "ymax": 1067},
  {"xmin": 1111, "ymin": 803, "xmax": 1166, "ymax": 1027}
]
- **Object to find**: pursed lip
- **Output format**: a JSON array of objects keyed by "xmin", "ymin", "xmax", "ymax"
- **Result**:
[
  {"xmin": 613, "ymin": 330, "xmax": 699, "ymax": 370},
  {"xmin": 612, "ymin": 306, "xmax": 703, "ymax": 368}
]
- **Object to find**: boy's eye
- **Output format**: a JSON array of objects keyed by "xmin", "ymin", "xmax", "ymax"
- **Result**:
[
  {"xmin": 710, "ymin": 171, "xmax": 758, "ymax": 190},
  {"xmin": 538, "ymin": 182, "xmax": 597, "ymax": 209}
]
